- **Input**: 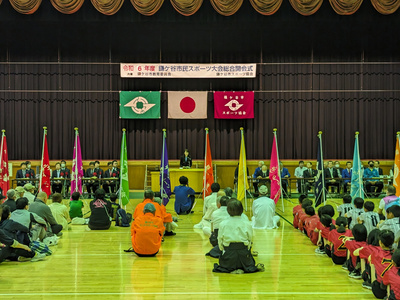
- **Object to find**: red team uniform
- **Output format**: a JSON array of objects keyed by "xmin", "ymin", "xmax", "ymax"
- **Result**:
[{"xmin": 382, "ymin": 266, "xmax": 400, "ymax": 300}]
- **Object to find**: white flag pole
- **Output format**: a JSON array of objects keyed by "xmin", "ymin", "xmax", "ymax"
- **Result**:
[
  {"xmin": 318, "ymin": 131, "xmax": 326, "ymax": 205},
  {"xmin": 74, "ymin": 128, "xmax": 79, "ymax": 192},
  {"xmin": 160, "ymin": 129, "xmax": 166, "ymax": 199}
]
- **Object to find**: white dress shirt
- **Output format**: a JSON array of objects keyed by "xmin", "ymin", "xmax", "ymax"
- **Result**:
[
  {"xmin": 203, "ymin": 192, "xmax": 218, "ymax": 221},
  {"xmin": 211, "ymin": 206, "xmax": 230, "ymax": 230},
  {"xmin": 218, "ymin": 216, "xmax": 253, "ymax": 250},
  {"xmin": 251, "ymin": 195, "xmax": 277, "ymax": 229}
]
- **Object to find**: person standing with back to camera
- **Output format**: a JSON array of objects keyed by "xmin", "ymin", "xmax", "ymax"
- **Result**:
[{"xmin": 180, "ymin": 149, "xmax": 192, "ymax": 169}]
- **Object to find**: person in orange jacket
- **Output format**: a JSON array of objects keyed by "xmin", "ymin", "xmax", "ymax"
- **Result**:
[{"xmin": 131, "ymin": 203, "xmax": 165, "ymax": 257}]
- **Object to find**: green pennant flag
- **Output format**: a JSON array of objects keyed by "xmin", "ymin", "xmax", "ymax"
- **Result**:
[
  {"xmin": 120, "ymin": 91, "xmax": 161, "ymax": 119},
  {"xmin": 119, "ymin": 130, "xmax": 130, "ymax": 206}
]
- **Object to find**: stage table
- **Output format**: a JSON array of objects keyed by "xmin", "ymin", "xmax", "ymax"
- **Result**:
[{"xmin": 151, "ymin": 168, "xmax": 204, "ymax": 193}]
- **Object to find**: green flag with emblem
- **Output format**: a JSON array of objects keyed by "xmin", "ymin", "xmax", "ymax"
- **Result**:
[
  {"xmin": 119, "ymin": 91, "xmax": 161, "ymax": 119},
  {"xmin": 119, "ymin": 129, "xmax": 130, "ymax": 206}
]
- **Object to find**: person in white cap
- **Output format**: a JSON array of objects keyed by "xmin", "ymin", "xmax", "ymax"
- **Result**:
[{"xmin": 251, "ymin": 185, "xmax": 280, "ymax": 229}]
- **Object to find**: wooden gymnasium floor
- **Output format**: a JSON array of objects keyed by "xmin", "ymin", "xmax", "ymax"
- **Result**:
[{"xmin": 0, "ymin": 192, "xmax": 381, "ymax": 299}]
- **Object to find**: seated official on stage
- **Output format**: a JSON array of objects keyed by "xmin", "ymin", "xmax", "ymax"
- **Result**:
[
  {"xmin": 302, "ymin": 162, "xmax": 317, "ymax": 192},
  {"xmin": 112, "ymin": 160, "xmax": 120, "ymax": 177},
  {"xmin": 15, "ymin": 162, "xmax": 28, "ymax": 186},
  {"xmin": 173, "ymin": 176, "xmax": 195, "ymax": 215},
  {"xmin": 334, "ymin": 161, "xmax": 343, "ymax": 179},
  {"xmin": 103, "ymin": 162, "xmax": 119, "ymax": 194},
  {"xmin": 51, "ymin": 162, "xmax": 63, "ymax": 194},
  {"xmin": 364, "ymin": 160, "xmax": 383, "ymax": 196},
  {"xmin": 342, "ymin": 161, "xmax": 352, "ymax": 194},
  {"xmin": 255, "ymin": 164, "xmax": 269, "ymax": 186},
  {"xmin": 180, "ymin": 149, "xmax": 192, "ymax": 168},
  {"xmin": 252, "ymin": 185, "xmax": 280, "ymax": 229},
  {"xmin": 294, "ymin": 161, "xmax": 307, "ymax": 193},
  {"xmin": 84, "ymin": 162, "xmax": 98, "ymax": 195},
  {"xmin": 374, "ymin": 160, "xmax": 383, "ymax": 176},
  {"xmin": 130, "ymin": 203, "xmax": 164, "ymax": 257},
  {"xmin": 324, "ymin": 161, "xmax": 340, "ymax": 193},
  {"xmin": 60, "ymin": 160, "xmax": 71, "ymax": 194},
  {"xmin": 280, "ymin": 162, "xmax": 290, "ymax": 195},
  {"xmin": 252, "ymin": 161, "xmax": 264, "ymax": 193}
]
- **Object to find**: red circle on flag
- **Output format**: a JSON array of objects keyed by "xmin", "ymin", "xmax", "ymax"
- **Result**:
[{"xmin": 180, "ymin": 97, "xmax": 196, "ymax": 113}]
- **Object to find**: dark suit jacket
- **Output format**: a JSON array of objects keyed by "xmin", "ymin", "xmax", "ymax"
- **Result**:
[
  {"xmin": 255, "ymin": 169, "xmax": 269, "ymax": 178},
  {"xmin": 16, "ymin": 169, "xmax": 28, "ymax": 179},
  {"xmin": 324, "ymin": 168, "xmax": 339, "ymax": 179},
  {"xmin": 303, "ymin": 169, "xmax": 317, "ymax": 178},
  {"xmin": 105, "ymin": 169, "xmax": 119, "ymax": 178},
  {"xmin": 180, "ymin": 155, "xmax": 192, "ymax": 168}
]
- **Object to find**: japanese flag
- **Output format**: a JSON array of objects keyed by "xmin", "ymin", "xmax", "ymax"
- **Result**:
[{"xmin": 168, "ymin": 91, "xmax": 208, "ymax": 119}]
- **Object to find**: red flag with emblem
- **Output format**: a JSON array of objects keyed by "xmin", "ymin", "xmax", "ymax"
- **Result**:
[
  {"xmin": 0, "ymin": 130, "xmax": 9, "ymax": 198},
  {"xmin": 203, "ymin": 129, "xmax": 214, "ymax": 198},
  {"xmin": 40, "ymin": 128, "xmax": 51, "ymax": 196}
]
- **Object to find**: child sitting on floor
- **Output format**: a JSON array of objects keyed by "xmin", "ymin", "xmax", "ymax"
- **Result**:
[
  {"xmin": 337, "ymin": 194, "xmax": 354, "ymax": 217},
  {"xmin": 382, "ymin": 248, "xmax": 400, "ymax": 300},
  {"xmin": 345, "ymin": 197, "xmax": 364, "ymax": 229},
  {"xmin": 343, "ymin": 224, "xmax": 368, "ymax": 279},
  {"xmin": 327, "ymin": 216, "xmax": 353, "ymax": 265},
  {"xmin": 293, "ymin": 195, "xmax": 308, "ymax": 229},
  {"xmin": 213, "ymin": 199, "xmax": 264, "ymax": 274},
  {"xmin": 358, "ymin": 201, "xmax": 380, "ymax": 235},
  {"xmin": 298, "ymin": 199, "xmax": 313, "ymax": 233},
  {"xmin": 304, "ymin": 206, "xmax": 319, "ymax": 245},
  {"xmin": 370, "ymin": 230, "xmax": 394, "ymax": 299}
]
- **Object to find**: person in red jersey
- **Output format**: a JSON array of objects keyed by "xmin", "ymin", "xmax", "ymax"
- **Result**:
[
  {"xmin": 382, "ymin": 248, "xmax": 400, "ymax": 300},
  {"xmin": 131, "ymin": 203, "xmax": 165, "ymax": 257},
  {"xmin": 343, "ymin": 224, "xmax": 368, "ymax": 278},
  {"xmin": 315, "ymin": 205, "xmax": 336, "ymax": 255},
  {"xmin": 327, "ymin": 216, "xmax": 353, "ymax": 265},
  {"xmin": 304, "ymin": 206, "xmax": 319, "ymax": 245},
  {"xmin": 298, "ymin": 199, "xmax": 313, "ymax": 233},
  {"xmin": 293, "ymin": 195, "xmax": 307, "ymax": 229},
  {"xmin": 353, "ymin": 229, "xmax": 381, "ymax": 290},
  {"xmin": 369, "ymin": 230, "xmax": 395, "ymax": 299}
]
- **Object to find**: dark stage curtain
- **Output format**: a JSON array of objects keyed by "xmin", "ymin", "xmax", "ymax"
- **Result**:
[{"xmin": 0, "ymin": 0, "xmax": 400, "ymax": 161}]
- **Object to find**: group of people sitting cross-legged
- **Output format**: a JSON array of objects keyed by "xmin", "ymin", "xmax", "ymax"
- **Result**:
[
  {"xmin": 293, "ymin": 186, "xmax": 400, "ymax": 299},
  {"xmin": 0, "ymin": 188, "xmax": 69, "ymax": 263}
]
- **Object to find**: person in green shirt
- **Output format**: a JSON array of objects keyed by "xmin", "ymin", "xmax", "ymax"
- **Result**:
[{"xmin": 69, "ymin": 192, "xmax": 84, "ymax": 219}]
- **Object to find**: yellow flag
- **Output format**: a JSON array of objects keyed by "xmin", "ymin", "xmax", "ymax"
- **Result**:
[
  {"xmin": 394, "ymin": 133, "xmax": 400, "ymax": 197},
  {"xmin": 237, "ymin": 129, "xmax": 249, "ymax": 201}
]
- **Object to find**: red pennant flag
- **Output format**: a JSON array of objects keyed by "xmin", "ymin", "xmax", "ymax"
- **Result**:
[
  {"xmin": 203, "ymin": 129, "xmax": 214, "ymax": 198},
  {"xmin": 213, "ymin": 91, "xmax": 254, "ymax": 119},
  {"xmin": 0, "ymin": 131, "xmax": 9, "ymax": 198},
  {"xmin": 270, "ymin": 133, "xmax": 281, "ymax": 204},
  {"xmin": 40, "ymin": 129, "xmax": 51, "ymax": 196}
]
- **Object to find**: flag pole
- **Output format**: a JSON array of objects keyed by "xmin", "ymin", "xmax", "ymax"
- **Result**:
[
  {"xmin": 240, "ymin": 127, "xmax": 247, "ymax": 209},
  {"xmin": 39, "ymin": 126, "xmax": 47, "ymax": 192},
  {"xmin": 0, "ymin": 130, "xmax": 4, "ymax": 169},
  {"xmin": 74, "ymin": 127, "xmax": 79, "ymax": 192},
  {"xmin": 318, "ymin": 131, "xmax": 326, "ymax": 205},
  {"xmin": 119, "ymin": 128, "xmax": 126, "ymax": 207},
  {"xmin": 273, "ymin": 128, "xmax": 284, "ymax": 212},
  {"xmin": 355, "ymin": 131, "xmax": 363, "ymax": 198},
  {"xmin": 161, "ymin": 129, "xmax": 166, "ymax": 198},
  {"xmin": 203, "ymin": 128, "xmax": 209, "ymax": 200}
]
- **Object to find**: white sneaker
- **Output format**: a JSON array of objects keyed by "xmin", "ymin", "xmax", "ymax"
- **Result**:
[
  {"xmin": 193, "ymin": 223, "xmax": 203, "ymax": 229},
  {"xmin": 18, "ymin": 256, "xmax": 31, "ymax": 262},
  {"xmin": 31, "ymin": 253, "xmax": 46, "ymax": 262}
]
